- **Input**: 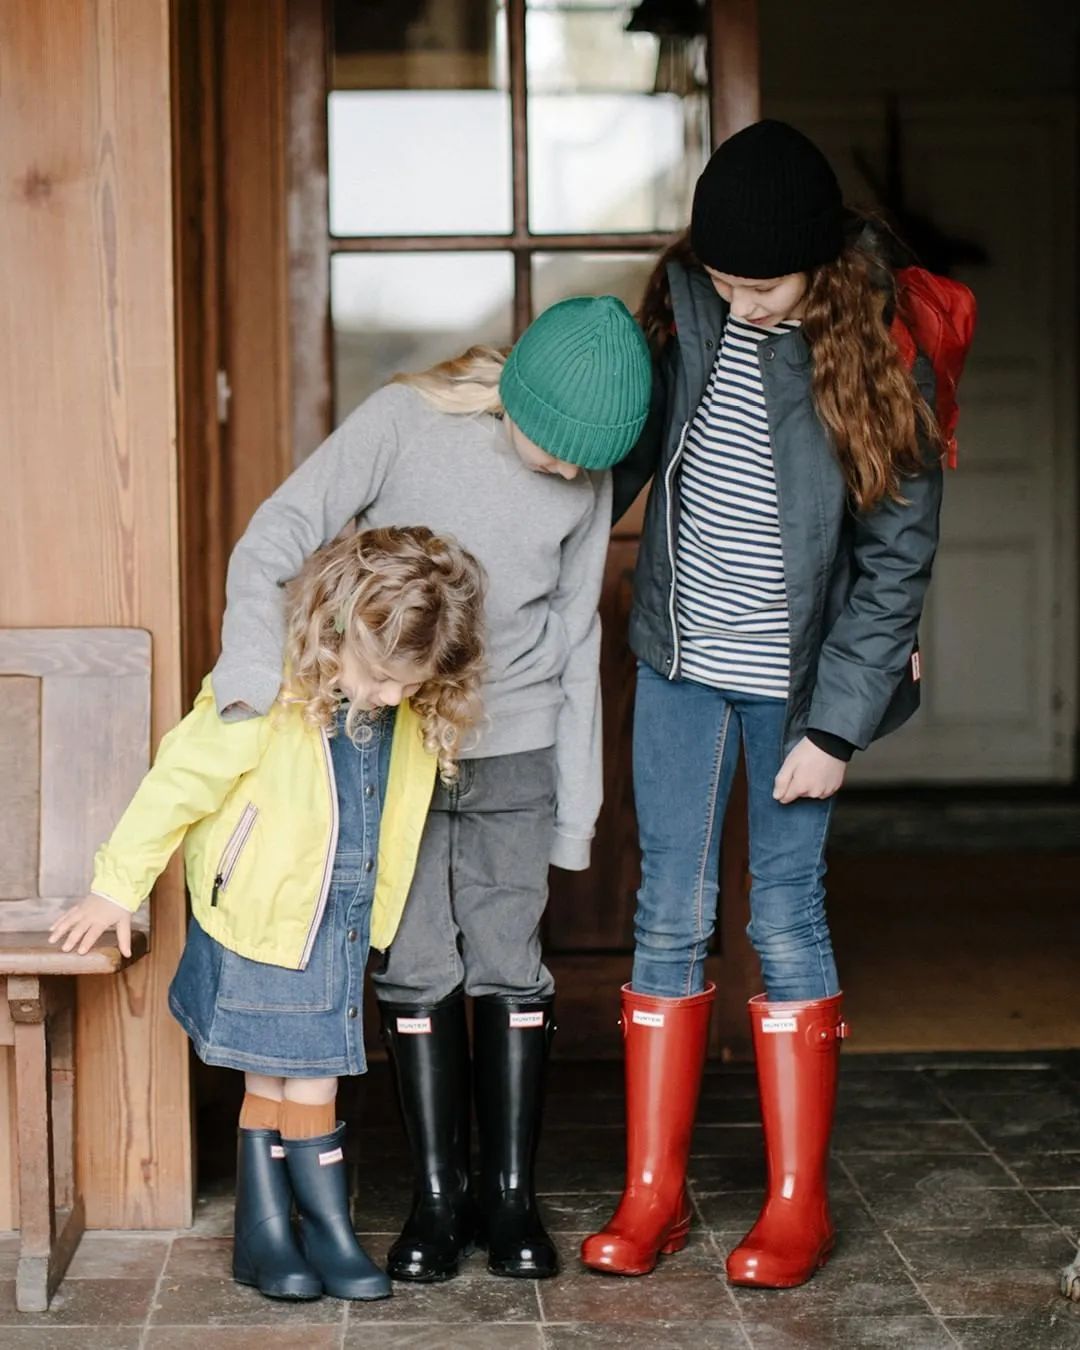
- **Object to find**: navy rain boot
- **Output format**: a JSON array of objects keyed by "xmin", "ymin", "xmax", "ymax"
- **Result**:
[
  {"xmin": 474, "ymin": 996, "xmax": 558, "ymax": 1278},
  {"xmin": 380, "ymin": 988, "xmax": 478, "ymax": 1281},
  {"xmin": 232, "ymin": 1127, "xmax": 322, "ymax": 1300},
  {"xmin": 284, "ymin": 1125, "xmax": 392, "ymax": 1301}
]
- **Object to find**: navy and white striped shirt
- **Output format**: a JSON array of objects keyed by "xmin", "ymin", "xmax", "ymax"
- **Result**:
[{"xmin": 674, "ymin": 316, "xmax": 800, "ymax": 699}]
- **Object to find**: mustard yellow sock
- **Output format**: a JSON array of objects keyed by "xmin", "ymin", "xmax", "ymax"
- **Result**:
[
  {"xmin": 238, "ymin": 1093, "xmax": 281, "ymax": 1132},
  {"xmin": 279, "ymin": 1099, "xmax": 337, "ymax": 1141}
]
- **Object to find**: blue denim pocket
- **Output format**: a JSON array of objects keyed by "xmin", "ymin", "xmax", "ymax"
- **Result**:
[{"xmin": 215, "ymin": 882, "xmax": 341, "ymax": 1013}]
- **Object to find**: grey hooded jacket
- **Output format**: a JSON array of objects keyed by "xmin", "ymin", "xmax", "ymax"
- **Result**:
[{"xmin": 613, "ymin": 261, "xmax": 943, "ymax": 756}]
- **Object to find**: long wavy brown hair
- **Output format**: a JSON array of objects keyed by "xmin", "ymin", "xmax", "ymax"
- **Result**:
[
  {"xmin": 638, "ymin": 224, "xmax": 941, "ymax": 511},
  {"xmin": 283, "ymin": 526, "xmax": 486, "ymax": 782}
]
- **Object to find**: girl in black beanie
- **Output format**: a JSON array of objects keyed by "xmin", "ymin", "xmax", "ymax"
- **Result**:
[{"xmin": 582, "ymin": 120, "xmax": 946, "ymax": 1289}]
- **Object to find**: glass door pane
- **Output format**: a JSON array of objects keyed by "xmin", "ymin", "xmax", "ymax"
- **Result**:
[
  {"xmin": 331, "ymin": 252, "xmax": 515, "ymax": 418},
  {"xmin": 330, "ymin": 0, "xmax": 511, "ymax": 236},
  {"xmin": 525, "ymin": 0, "xmax": 708, "ymax": 233},
  {"xmin": 532, "ymin": 250, "xmax": 656, "ymax": 317}
]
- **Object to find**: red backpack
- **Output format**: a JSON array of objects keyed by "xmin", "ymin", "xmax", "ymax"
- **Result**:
[{"xmin": 889, "ymin": 267, "xmax": 977, "ymax": 469}]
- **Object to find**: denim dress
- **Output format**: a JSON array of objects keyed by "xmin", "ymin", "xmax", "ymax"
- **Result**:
[{"xmin": 168, "ymin": 704, "xmax": 393, "ymax": 1077}]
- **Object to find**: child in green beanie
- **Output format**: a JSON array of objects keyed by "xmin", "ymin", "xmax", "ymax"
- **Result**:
[{"xmin": 211, "ymin": 295, "xmax": 651, "ymax": 1285}]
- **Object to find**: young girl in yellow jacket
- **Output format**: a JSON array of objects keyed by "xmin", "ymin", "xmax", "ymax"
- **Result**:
[{"xmin": 49, "ymin": 525, "xmax": 485, "ymax": 1304}]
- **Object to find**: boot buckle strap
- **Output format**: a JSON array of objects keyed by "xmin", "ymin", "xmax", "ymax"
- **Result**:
[{"xmin": 806, "ymin": 1018, "xmax": 849, "ymax": 1048}]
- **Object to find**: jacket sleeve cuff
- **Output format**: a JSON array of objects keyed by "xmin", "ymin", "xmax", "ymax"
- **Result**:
[
  {"xmin": 550, "ymin": 831, "xmax": 592, "ymax": 872},
  {"xmin": 211, "ymin": 665, "xmax": 281, "ymax": 720},
  {"xmin": 806, "ymin": 728, "xmax": 856, "ymax": 763},
  {"xmin": 89, "ymin": 876, "xmax": 144, "ymax": 915}
]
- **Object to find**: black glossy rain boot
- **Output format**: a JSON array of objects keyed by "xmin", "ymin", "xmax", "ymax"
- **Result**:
[
  {"xmin": 473, "ymin": 995, "xmax": 558, "ymax": 1278},
  {"xmin": 232, "ymin": 1128, "xmax": 322, "ymax": 1300},
  {"xmin": 284, "ymin": 1124, "xmax": 392, "ymax": 1301},
  {"xmin": 380, "ymin": 988, "xmax": 478, "ymax": 1281}
]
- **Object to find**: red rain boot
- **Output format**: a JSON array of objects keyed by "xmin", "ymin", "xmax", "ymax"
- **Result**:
[
  {"xmin": 580, "ymin": 983, "xmax": 715, "ymax": 1277},
  {"xmin": 725, "ymin": 993, "xmax": 849, "ymax": 1288}
]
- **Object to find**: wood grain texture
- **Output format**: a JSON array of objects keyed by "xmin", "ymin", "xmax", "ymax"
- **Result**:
[
  {"xmin": 0, "ymin": 678, "xmax": 41, "ymax": 900},
  {"xmin": 39, "ymin": 671, "xmax": 151, "ymax": 901},
  {"xmin": 9, "ymin": 978, "xmax": 52, "ymax": 1255},
  {"xmin": 7, "ymin": 974, "xmax": 87, "ymax": 1311},
  {"xmin": 0, "ymin": 0, "xmax": 191, "ymax": 1227},
  {"xmin": 0, "ymin": 930, "xmax": 149, "ymax": 976},
  {"xmin": 0, "ymin": 1049, "xmax": 18, "ymax": 1229},
  {"xmin": 0, "ymin": 630, "xmax": 151, "ymax": 678},
  {"xmin": 47, "ymin": 980, "xmax": 76, "ymax": 1214}
]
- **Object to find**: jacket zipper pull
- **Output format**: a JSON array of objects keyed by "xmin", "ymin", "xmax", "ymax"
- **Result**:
[{"xmin": 211, "ymin": 874, "xmax": 224, "ymax": 907}]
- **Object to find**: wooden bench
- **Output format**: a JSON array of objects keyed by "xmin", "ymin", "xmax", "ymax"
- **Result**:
[{"xmin": 0, "ymin": 629, "xmax": 152, "ymax": 1312}]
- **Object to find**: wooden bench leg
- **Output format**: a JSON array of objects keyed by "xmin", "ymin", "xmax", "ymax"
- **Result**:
[{"xmin": 7, "ymin": 975, "xmax": 85, "ymax": 1312}]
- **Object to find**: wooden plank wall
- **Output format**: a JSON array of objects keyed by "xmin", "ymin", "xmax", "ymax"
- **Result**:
[{"xmin": 0, "ymin": 0, "xmax": 192, "ymax": 1228}]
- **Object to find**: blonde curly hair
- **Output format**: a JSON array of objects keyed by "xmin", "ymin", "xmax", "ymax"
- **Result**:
[
  {"xmin": 391, "ymin": 344, "xmax": 509, "ymax": 416},
  {"xmin": 283, "ymin": 526, "xmax": 486, "ymax": 781}
]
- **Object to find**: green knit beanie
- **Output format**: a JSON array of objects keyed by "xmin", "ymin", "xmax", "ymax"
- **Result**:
[{"xmin": 499, "ymin": 295, "xmax": 652, "ymax": 471}]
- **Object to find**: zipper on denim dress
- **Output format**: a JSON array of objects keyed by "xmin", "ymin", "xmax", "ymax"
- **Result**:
[
  {"xmin": 210, "ymin": 802, "xmax": 259, "ymax": 906},
  {"xmin": 664, "ymin": 420, "xmax": 690, "ymax": 679},
  {"xmin": 298, "ymin": 726, "xmax": 340, "ymax": 970}
]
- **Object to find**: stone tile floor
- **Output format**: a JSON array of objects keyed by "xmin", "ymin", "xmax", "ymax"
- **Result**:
[{"xmin": 5, "ymin": 1052, "xmax": 1080, "ymax": 1348}]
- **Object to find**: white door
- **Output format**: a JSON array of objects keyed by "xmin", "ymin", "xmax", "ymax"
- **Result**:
[{"xmin": 769, "ymin": 98, "xmax": 1077, "ymax": 782}]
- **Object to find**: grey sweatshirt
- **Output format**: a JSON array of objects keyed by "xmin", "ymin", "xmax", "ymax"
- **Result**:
[{"xmin": 211, "ymin": 382, "xmax": 611, "ymax": 872}]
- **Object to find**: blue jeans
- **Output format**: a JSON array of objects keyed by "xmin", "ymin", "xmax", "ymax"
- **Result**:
[{"xmin": 631, "ymin": 661, "xmax": 839, "ymax": 1002}]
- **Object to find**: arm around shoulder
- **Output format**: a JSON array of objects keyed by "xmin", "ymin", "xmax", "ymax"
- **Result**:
[
  {"xmin": 611, "ymin": 349, "xmax": 668, "ymax": 523},
  {"xmin": 212, "ymin": 385, "xmax": 407, "ymax": 716}
]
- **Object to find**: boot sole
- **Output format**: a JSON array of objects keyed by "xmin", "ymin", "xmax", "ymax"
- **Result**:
[
  {"xmin": 725, "ymin": 1241, "xmax": 835, "ymax": 1289},
  {"xmin": 581, "ymin": 1256, "xmax": 656, "ymax": 1278},
  {"xmin": 488, "ymin": 1260, "xmax": 559, "ymax": 1279},
  {"xmin": 580, "ymin": 1216, "xmax": 691, "ymax": 1278},
  {"xmin": 388, "ymin": 1266, "xmax": 460, "ymax": 1283},
  {"xmin": 233, "ymin": 1270, "xmax": 323, "ymax": 1301},
  {"xmin": 479, "ymin": 1234, "xmax": 559, "ymax": 1279},
  {"xmin": 320, "ymin": 1281, "xmax": 393, "ymax": 1301},
  {"xmin": 388, "ymin": 1243, "xmax": 475, "ymax": 1283}
]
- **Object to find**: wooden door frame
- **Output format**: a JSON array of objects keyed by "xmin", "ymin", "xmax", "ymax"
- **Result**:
[
  {"xmin": 176, "ymin": 0, "xmax": 295, "ymax": 705},
  {"xmin": 174, "ymin": 0, "xmax": 226, "ymax": 705}
]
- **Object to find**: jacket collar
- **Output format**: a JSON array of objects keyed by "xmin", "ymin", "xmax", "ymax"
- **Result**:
[{"xmin": 667, "ymin": 261, "xmax": 812, "ymax": 404}]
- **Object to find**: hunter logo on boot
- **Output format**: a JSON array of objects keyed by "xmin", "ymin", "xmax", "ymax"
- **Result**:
[
  {"xmin": 509, "ymin": 1011, "xmax": 544, "ymax": 1028},
  {"xmin": 762, "ymin": 1016, "xmax": 798, "ymax": 1033},
  {"xmin": 632, "ymin": 1009, "xmax": 665, "ymax": 1028},
  {"xmin": 318, "ymin": 1147, "xmax": 345, "ymax": 1166},
  {"xmin": 270, "ymin": 1144, "xmax": 286, "ymax": 1159},
  {"xmin": 396, "ymin": 1016, "xmax": 433, "ymax": 1034}
]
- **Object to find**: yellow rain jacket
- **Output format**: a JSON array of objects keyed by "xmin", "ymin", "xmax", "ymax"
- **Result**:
[{"xmin": 91, "ymin": 677, "xmax": 437, "ymax": 970}]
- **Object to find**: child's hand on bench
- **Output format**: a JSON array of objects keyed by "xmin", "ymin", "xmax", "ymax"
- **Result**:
[{"xmin": 49, "ymin": 895, "xmax": 133, "ymax": 958}]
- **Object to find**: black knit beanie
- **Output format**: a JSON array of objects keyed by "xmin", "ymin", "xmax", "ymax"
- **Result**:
[{"xmin": 690, "ymin": 120, "xmax": 843, "ymax": 279}]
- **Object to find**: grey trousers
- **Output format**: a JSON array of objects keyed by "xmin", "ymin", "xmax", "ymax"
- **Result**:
[{"xmin": 373, "ymin": 747, "xmax": 557, "ymax": 1004}]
